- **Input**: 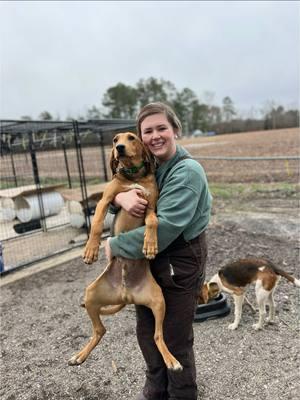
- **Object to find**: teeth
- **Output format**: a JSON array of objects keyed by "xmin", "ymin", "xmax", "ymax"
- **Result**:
[{"xmin": 151, "ymin": 142, "xmax": 164, "ymax": 148}]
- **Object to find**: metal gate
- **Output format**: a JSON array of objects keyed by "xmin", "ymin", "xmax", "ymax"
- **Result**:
[{"xmin": 0, "ymin": 119, "xmax": 135, "ymax": 273}]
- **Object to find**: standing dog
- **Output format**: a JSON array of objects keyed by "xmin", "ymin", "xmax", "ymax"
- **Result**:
[
  {"xmin": 200, "ymin": 258, "xmax": 300, "ymax": 330},
  {"xmin": 68, "ymin": 132, "xmax": 182, "ymax": 371}
]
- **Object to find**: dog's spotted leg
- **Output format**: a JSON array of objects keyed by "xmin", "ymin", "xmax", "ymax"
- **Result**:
[
  {"xmin": 253, "ymin": 281, "xmax": 268, "ymax": 330},
  {"xmin": 228, "ymin": 294, "xmax": 245, "ymax": 330},
  {"xmin": 265, "ymin": 290, "xmax": 276, "ymax": 324}
]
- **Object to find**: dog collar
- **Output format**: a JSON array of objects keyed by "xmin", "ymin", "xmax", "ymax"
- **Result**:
[{"xmin": 119, "ymin": 161, "xmax": 145, "ymax": 175}]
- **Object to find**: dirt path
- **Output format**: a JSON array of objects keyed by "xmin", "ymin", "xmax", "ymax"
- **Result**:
[{"xmin": 1, "ymin": 197, "xmax": 299, "ymax": 400}]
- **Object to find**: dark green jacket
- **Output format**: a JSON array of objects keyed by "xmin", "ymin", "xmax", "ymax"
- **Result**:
[{"xmin": 109, "ymin": 145, "xmax": 212, "ymax": 259}]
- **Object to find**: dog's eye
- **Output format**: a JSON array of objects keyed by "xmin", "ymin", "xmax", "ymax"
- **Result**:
[
  {"xmin": 128, "ymin": 135, "xmax": 135, "ymax": 141},
  {"xmin": 113, "ymin": 137, "xmax": 118, "ymax": 143}
]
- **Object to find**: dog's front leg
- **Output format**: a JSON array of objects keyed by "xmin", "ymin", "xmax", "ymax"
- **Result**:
[
  {"xmin": 143, "ymin": 209, "xmax": 158, "ymax": 259},
  {"xmin": 228, "ymin": 294, "xmax": 245, "ymax": 330},
  {"xmin": 83, "ymin": 198, "xmax": 109, "ymax": 264},
  {"xmin": 83, "ymin": 183, "xmax": 118, "ymax": 264}
]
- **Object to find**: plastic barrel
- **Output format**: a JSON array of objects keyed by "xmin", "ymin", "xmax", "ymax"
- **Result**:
[
  {"xmin": 0, "ymin": 198, "xmax": 16, "ymax": 221},
  {"xmin": 15, "ymin": 192, "xmax": 64, "ymax": 223}
]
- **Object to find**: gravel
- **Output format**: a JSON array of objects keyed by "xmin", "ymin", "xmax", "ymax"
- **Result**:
[{"xmin": 1, "ymin": 206, "xmax": 299, "ymax": 400}]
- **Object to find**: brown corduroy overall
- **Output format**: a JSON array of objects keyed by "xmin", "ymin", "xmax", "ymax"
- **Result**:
[{"xmin": 136, "ymin": 231, "xmax": 207, "ymax": 400}]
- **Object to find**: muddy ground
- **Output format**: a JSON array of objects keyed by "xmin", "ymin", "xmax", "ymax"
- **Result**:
[{"xmin": 0, "ymin": 195, "xmax": 299, "ymax": 400}]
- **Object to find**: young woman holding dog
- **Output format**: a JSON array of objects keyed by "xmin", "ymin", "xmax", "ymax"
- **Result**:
[{"xmin": 105, "ymin": 102, "xmax": 212, "ymax": 400}]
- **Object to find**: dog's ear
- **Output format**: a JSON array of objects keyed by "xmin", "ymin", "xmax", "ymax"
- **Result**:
[
  {"xmin": 208, "ymin": 282, "xmax": 220, "ymax": 299},
  {"xmin": 198, "ymin": 283, "xmax": 209, "ymax": 304},
  {"xmin": 141, "ymin": 142, "xmax": 155, "ymax": 173},
  {"xmin": 109, "ymin": 148, "xmax": 118, "ymax": 176}
]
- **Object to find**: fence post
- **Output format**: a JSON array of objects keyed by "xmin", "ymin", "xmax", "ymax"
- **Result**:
[
  {"xmin": 61, "ymin": 135, "xmax": 72, "ymax": 188},
  {"xmin": 28, "ymin": 131, "xmax": 47, "ymax": 232},
  {"xmin": 73, "ymin": 120, "xmax": 91, "ymax": 234},
  {"xmin": 98, "ymin": 131, "xmax": 108, "ymax": 182},
  {"xmin": 9, "ymin": 144, "xmax": 18, "ymax": 187}
]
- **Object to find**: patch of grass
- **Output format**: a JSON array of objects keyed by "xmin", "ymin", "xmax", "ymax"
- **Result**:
[
  {"xmin": 0, "ymin": 176, "xmax": 106, "ymax": 190},
  {"xmin": 209, "ymin": 182, "xmax": 299, "ymax": 199}
]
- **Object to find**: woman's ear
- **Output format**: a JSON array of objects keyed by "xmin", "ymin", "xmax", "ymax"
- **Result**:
[{"xmin": 109, "ymin": 149, "xmax": 118, "ymax": 176}]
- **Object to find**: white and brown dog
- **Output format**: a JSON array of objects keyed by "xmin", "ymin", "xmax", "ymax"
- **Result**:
[{"xmin": 200, "ymin": 258, "xmax": 300, "ymax": 330}]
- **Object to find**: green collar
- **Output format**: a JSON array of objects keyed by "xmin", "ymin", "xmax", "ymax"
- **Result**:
[{"xmin": 119, "ymin": 161, "xmax": 145, "ymax": 175}]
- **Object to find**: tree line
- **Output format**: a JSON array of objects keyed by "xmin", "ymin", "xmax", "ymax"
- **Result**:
[{"xmin": 21, "ymin": 77, "xmax": 299, "ymax": 135}]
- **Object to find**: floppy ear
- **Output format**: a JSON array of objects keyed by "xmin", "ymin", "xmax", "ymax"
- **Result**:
[
  {"xmin": 198, "ymin": 283, "xmax": 209, "ymax": 304},
  {"xmin": 208, "ymin": 282, "xmax": 220, "ymax": 299},
  {"xmin": 109, "ymin": 148, "xmax": 118, "ymax": 176},
  {"xmin": 141, "ymin": 142, "xmax": 155, "ymax": 173}
]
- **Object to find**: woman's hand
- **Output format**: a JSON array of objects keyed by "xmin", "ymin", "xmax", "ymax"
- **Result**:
[
  {"xmin": 104, "ymin": 237, "xmax": 112, "ymax": 261},
  {"xmin": 114, "ymin": 189, "xmax": 148, "ymax": 218}
]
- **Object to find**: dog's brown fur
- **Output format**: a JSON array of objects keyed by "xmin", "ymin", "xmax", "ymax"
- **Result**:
[
  {"xmin": 68, "ymin": 132, "xmax": 182, "ymax": 370},
  {"xmin": 200, "ymin": 258, "xmax": 300, "ymax": 330}
]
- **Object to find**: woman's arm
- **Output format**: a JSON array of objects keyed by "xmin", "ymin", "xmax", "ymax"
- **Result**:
[{"xmin": 113, "ymin": 189, "xmax": 148, "ymax": 218}]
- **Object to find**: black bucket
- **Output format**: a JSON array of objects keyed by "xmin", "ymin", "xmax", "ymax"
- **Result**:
[{"xmin": 194, "ymin": 293, "xmax": 231, "ymax": 323}]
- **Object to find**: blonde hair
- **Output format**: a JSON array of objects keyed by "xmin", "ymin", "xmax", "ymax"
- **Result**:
[{"xmin": 136, "ymin": 102, "xmax": 182, "ymax": 138}]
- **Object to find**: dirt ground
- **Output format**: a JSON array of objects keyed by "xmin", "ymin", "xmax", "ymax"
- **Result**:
[{"xmin": 1, "ymin": 194, "xmax": 299, "ymax": 400}]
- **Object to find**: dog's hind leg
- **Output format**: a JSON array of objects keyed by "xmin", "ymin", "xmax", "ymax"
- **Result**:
[
  {"xmin": 266, "ymin": 289, "xmax": 276, "ymax": 324},
  {"xmin": 68, "ymin": 266, "xmax": 122, "ymax": 366},
  {"xmin": 245, "ymin": 296, "xmax": 256, "ymax": 313},
  {"xmin": 68, "ymin": 303, "xmax": 106, "ymax": 365},
  {"xmin": 228, "ymin": 294, "xmax": 245, "ymax": 330},
  {"xmin": 134, "ymin": 275, "xmax": 182, "ymax": 371},
  {"xmin": 253, "ymin": 280, "xmax": 269, "ymax": 330},
  {"xmin": 148, "ymin": 292, "xmax": 183, "ymax": 371},
  {"xmin": 266, "ymin": 276, "xmax": 280, "ymax": 324}
]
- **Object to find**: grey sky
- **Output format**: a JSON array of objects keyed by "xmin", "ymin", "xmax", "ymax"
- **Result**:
[{"xmin": 0, "ymin": 1, "xmax": 299, "ymax": 120}]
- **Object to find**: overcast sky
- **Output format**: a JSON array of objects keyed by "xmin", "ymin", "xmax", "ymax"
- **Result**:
[{"xmin": 0, "ymin": 1, "xmax": 299, "ymax": 120}]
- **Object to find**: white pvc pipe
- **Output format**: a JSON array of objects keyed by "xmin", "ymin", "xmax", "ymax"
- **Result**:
[
  {"xmin": 0, "ymin": 198, "xmax": 16, "ymax": 221},
  {"xmin": 69, "ymin": 212, "xmax": 114, "ymax": 230},
  {"xmin": 15, "ymin": 192, "xmax": 64, "ymax": 223}
]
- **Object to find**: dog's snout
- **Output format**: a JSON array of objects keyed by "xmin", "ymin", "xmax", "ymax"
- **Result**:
[{"xmin": 116, "ymin": 144, "xmax": 126, "ymax": 155}]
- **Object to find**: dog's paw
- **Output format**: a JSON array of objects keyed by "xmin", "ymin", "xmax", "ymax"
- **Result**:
[
  {"xmin": 170, "ymin": 360, "xmax": 183, "ymax": 372},
  {"xmin": 68, "ymin": 354, "xmax": 85, "ymax": 366},
  {"xmin": 83, "ymin": 241, "xmax": 100, "ymax": 264},
  {"xmin": 228, "ymin": 323, "xmax": 239, "ymax": 330},
  {"xmin": 265, "ymin": 317, "xmax": 276, "ymax": 325},
  {"xmin": 252, "ymin": 323, "xmax": 263, "ymax": 330},
  {"xmin": 165, "ymin": 356, "xmax": 183, "ymax": 371},
  {"xmin": 143, "ymin": 242, "xmax": 158, "ymax": 260}
]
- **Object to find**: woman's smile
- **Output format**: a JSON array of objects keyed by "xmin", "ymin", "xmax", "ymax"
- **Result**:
[{"xmin": 141, "ymin": 113, "xmax": 177, "ymax": 162}]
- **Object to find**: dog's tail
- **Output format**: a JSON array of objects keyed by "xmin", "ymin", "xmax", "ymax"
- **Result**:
[
  {"xmin": 80, "ymin": 302, "xmax": 125, "ymax": 315},
  {"xmin": 272, "ymin": 265, "xmax": 300, "ymax": 287},
  {"xmin": 99, "ymin": 304, "xmax": 125, "ymax": 315}
]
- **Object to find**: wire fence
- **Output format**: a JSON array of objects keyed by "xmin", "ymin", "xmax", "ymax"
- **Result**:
[
  {"xmin": 0, "ymin": 119, "xmax": 134, "ymax": 273},
  {"xmin": 0, "ymin": 121, "xmax": 299, "ymax": 273}
]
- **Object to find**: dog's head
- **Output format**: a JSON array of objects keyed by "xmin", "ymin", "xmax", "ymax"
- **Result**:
[
  {"xmin": 198, "ymin": 281, "xmax": 220, "ymax": 304},
  {"xmin": 109, "ymin": 132, "xmax": 154, "ymax": 175}
]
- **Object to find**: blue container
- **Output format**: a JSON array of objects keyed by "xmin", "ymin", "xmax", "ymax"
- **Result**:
[{"xmin": 0, "ymin": 242, "xmax": 4, "ymax": 273}]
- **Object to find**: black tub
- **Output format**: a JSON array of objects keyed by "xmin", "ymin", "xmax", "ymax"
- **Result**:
[{"xmin": 194, "ymin": 293, "xmax": 231, "ymax": 323}]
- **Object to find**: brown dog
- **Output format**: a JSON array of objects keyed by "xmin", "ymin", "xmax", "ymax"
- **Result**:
[
  {"xmin": 200, "ymin": 258, "xmax": 300, "ymax": 330},
  {"xmin": 68, "ymin": 132, "xmax": 182, "ymax": 371}
]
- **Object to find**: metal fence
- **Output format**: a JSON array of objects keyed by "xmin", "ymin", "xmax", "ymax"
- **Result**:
[
  {"xmin": 0, "ymin": 119, "xmax": 135, "ymax": 273},
  {"xmin": 1, "ymin": 121, "xmax": 299, "ymax": 274}
]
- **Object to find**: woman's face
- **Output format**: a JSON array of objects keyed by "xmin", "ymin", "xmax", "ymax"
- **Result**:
[{"xmin": 140, "ymin": 113, "xmax": 177, "ymax": 163}]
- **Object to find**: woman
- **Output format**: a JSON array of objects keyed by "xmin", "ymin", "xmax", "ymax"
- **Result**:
[{"xmin": 105, "ymin": 102, "xmax": 212, "ymax": 400}]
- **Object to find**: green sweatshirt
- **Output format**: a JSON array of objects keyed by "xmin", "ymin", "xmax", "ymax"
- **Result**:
[{"xmin": 109, "ymin": 144, "xmax": 212, "ymax": 259}]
